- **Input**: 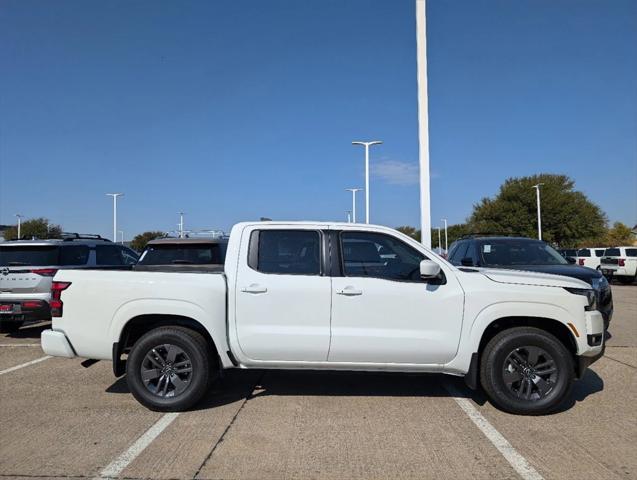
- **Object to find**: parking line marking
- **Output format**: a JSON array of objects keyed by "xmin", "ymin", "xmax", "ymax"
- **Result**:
[
  {"xmin": 444, "ymin": 383, "xmax": 544, "ymax": 480},
  {"xmin": 96, "ymin": 412, "xmax": 180, "ymax": 479},
  {"xmin": 0, "ymin": 343, "xmax": 40, "ymax": 347},
  {"xmin": 0, "ymin": 355, "xmax": 51, "ymax": 376}
]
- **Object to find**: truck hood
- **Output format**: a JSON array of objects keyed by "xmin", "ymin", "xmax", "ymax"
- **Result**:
[{"xmin": 477, "ymin": 268, "xmax": 591, "ymax": 289}]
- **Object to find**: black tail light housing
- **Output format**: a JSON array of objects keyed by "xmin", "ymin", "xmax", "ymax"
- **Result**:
[{"xmin": 50, "ymin": 282, "xmax": 71, "ymax": 317}]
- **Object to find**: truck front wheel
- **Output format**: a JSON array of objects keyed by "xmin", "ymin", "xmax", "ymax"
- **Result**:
[
  {"xmin": 480, "ymin": 327, "xmax": 574, "ymax": 415},
  {"xmin": 126, "ymin": 326, "xmax": 211, "ymax": 411}
]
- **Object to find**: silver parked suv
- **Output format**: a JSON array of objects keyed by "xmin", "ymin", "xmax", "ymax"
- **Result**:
[{"xmin": 0, "ymin": 233, "xmax": 138, "ymax": 332}]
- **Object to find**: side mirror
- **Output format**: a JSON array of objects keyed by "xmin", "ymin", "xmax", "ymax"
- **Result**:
[
  {"xmin": 420, "ymin": 259, "xmax": 441, "ymax": 278},
  {"xmin": 460, "ymin": 257, "xmax": 474, "ymax": 266}
]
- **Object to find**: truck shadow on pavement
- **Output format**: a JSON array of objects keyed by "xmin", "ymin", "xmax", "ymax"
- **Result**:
[
  {"xmin": 106, "ymin": 367, "xmax": 604, "ymax": 414},
  {"xmin": 6, "ymin": 321, "xmax": 51, "ymax": 339}
]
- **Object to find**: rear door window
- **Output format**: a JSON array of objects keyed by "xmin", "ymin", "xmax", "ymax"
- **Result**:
[
  {"xmin": 58, "ymin": 245, "xmax": 90, "ymax": 265},
  {"xmin": 96, "ymin": 245, "xmax": 124, "ymax": 265},
  {"xmin": 0, "ymin": 246, "xmax": 58, "ymax": 266},
  {"xmin": 595, "ymin": 250, "xmax": 605, "ymax": 257},
  {"xmin": 253, "ymin": 230, "xmax": 321, "ymax": 275},
  {"xmin": 577, "ymin": 249, "xmax": 591, "ymax": 257},
  {"xmin": 626, "ymin": 249, "xmax": 637, "ymax": 257}
]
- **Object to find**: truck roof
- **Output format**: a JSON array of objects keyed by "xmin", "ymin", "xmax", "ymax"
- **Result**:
[{"xmin": 146, "ymin": 238, "xmax": 228, "ymax": 246}]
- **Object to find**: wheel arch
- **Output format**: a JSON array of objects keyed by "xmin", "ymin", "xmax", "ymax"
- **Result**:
[
  {"xmin": 113, "ymin": 314, "xmax": 220, "ymax": 377},
  {"xmin": 464, "ymin": 315, "xmax": 579, "ymax": 390}
]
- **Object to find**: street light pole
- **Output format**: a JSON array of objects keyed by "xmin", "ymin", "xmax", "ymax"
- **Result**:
[
  {"xmin": 352, "ymin": 141, "xmax": 382, "ymax": 224},
  {"xmin": 416, "ymin": 0, "xmax": 431, "ymax": 248},
  {"xmin": 345, "ymin": 188, "xmax": 362, "ymax": 223},
  {"xmin": 178, "ymin": 212, "xmax": 185, "ymax": 239},
  {"xmin": 106, "ymin": 193, "xmax": 124, "ymax": 242},
  {"xmin": 15, "ymin": 214, "xmax": 23, "ymax": 239},
  {"xmin": 441, "ymin": 218, "xmax": 448, "ymax": 252},
  {"xmin": 119, "ymin": 230, "xmax": 124, "ymax": 244},
  {"xmin": 437, "ymin": 227, "xmax": 441, "ymax": 251},
  {"xmin": 346, "ymin": 211, "xmax": 351, "ymax": 223},
  {"xmin": 532, "ymin": 184, "xmax": 544, "ymax": 240}
]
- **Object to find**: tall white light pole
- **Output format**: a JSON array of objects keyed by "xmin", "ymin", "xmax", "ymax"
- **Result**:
[
  {"xmin": 416, "ymin": 0, "xmax": 431, "ymax": 248},
  {"xmin": 15, "ymin": 214, "xmax": 23, "ymax": 239},
  {"xmin": 437, "ymin": 227, "xmax": 441, "ymax": 250},
  {"xmin": 441, "ymin": 218, "xmax": 448, "ymax": 252},
  {"xmin": 345, "ymin": 188, "xmax": 362, "ymax": 223},
  {"xmin": 119, "ymin": 230, "xmax": 124, "ymax": 244},
  {"xmin": 352, "ymin": 141, "xmax": 382, "ymax": 224},
  {"xmin": 106, "ymin": 193, "xmax": 124, "ymax": 242},
  {"xmin": 532, "ymin": 184, "xmax": 544, "ymax": 240},
  {"xmin": 178, "ymin": 212, "xmax": 185, "ymax": 238},
  {"xmin": 346, "ymin": 211, "xmax": 351, "ymax": 223}
]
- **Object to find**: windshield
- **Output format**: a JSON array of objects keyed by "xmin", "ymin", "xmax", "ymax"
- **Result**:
[
  {"xmin": 477, "ymin": 240, "xmax": 569, "ymax": 267},
  {"xmin": 138, "ymin": 244, "xmax": 226, "ymax": 265}
]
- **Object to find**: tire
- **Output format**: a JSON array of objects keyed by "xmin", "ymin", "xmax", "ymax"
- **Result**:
[
  {"xmin": 126, "ymin": 326, "xmax": 212, "ymax": 411},
  {"xmin": 0, "ymin": 321, "xmax": 23, "ymax": 333},
  {"xmin": 480, "ymin": 327, "xmax": 574, "ymax": 415}
]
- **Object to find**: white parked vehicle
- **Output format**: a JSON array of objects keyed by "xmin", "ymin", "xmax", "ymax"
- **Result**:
[
  {"xmin": 42, "ymin": 222, "xmax": 605, "ymax": 415},
  {"xmin": 575, "ymin": 247, "xmax": 607, "ymax": 270},
  {"xmin": 600, "ymin": 247, "xmax": 637, "ymax": 284}
]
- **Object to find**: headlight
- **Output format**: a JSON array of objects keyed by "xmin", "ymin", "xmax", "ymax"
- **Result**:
[{"xmin": 564, "ymin": 287, "xmax": 597, "ymax": 311}]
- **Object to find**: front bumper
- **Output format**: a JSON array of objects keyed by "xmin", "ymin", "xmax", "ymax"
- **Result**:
[
  {"xmin": 41, "ymin": 329, "xmax": 76, "ymax": 358},
  {"xmin": 575, "ymin": 310, "xmax": 605, "ymax": 378}
]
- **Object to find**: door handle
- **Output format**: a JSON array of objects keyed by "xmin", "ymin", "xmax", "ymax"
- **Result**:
[
  {"xmin": 337, "ymin": 286, "xmax": 363, "ymax": 296},
  {"xmin": 242, "ymin": 284, "xmax": 268, "ymax": 294}
]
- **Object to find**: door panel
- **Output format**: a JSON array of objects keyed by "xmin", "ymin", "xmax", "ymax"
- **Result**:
[
  {"xmin": 235, "ymin": 229, "xmax": 331, "ymax": 362},
  {"xmin": 328, "ymin": 231, "xmax": 464, "ymax": 364}
]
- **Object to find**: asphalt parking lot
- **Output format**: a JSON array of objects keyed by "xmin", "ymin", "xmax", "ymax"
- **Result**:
[{"xmin": 0, "ymin": 285, "xmax": 635, "ymax": 480}]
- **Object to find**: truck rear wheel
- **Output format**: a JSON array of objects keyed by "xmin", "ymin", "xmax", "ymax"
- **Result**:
[
  {"xmin": 480, "ymin": 327, "xmax": 574, "ymax": 415},
  {"xmin": 126, "ymin": 326, "xmax": 211, "ymax": 411}
]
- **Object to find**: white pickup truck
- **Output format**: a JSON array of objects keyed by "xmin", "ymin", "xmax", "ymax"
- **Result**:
[{"xmin": 41, "ymin": 222, "xmax": 605, "ymax": 415}]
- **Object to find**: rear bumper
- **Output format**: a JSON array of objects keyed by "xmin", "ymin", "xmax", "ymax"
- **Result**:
[
  {"xmin": 0, "ymin": 296, "xmax": 51, "ymax": 323},
  {"xmin": 41, "ymin": 329, "xmax": 76, "ymax": 358}
]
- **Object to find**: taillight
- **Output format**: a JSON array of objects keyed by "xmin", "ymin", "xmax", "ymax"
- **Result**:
[
  {"xmin": 30, "ymin": 268, "xmax": 58, "ymax": 277},
  {"xmin": 22, "ymin": 300, "xmax": 45, "ymax": 309},
  {"xmin": 578, "ymin": 259, "xmax": 585, "ymax": 266},
  {"xmin": 618, "ymin": 258, "xmax": 626, "ymax": 267},
  {"xmin": 50, "ymin": 281, "xmax": 71, "ymax": 317}
]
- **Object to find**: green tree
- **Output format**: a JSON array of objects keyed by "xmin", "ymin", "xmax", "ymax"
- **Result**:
[
  {"xmin": 396, "ymin": 224, "xmax": 471, "ymax": 250},
  {"xmin": 130, "ymin": 231, "xmax": 166, "ymax": 252},
  {"xmin": 468, "ymin": 174, "xmax": 607, "ymax": 247},
  {"xmin": 3, "ymin": 217, "xmax": 62, "ymax": 240},
  {"xmin": 604, "ymin": 222, "xmax": 634, "ymax": 246},
  {"xmin": 395, "ymin": 226, "xmax": 421, "ymax": 241}
]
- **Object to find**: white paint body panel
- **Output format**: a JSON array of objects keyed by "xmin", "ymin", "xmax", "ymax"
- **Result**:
[{"xmin": 43, "ymin": 222, "xmax": 604, "ymax": 376}]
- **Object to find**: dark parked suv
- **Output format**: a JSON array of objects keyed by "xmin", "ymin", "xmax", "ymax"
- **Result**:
[
  {"xmin": 134, "ymin": 237, "xmax": 228, "ymax": 272},
  {"xmin": 447, "ymin": 236, "xmax": 613, "ymax": 329},
  {"xmin": 0, "ymin": 234, "xmax": 138, "ymax": 332}
]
